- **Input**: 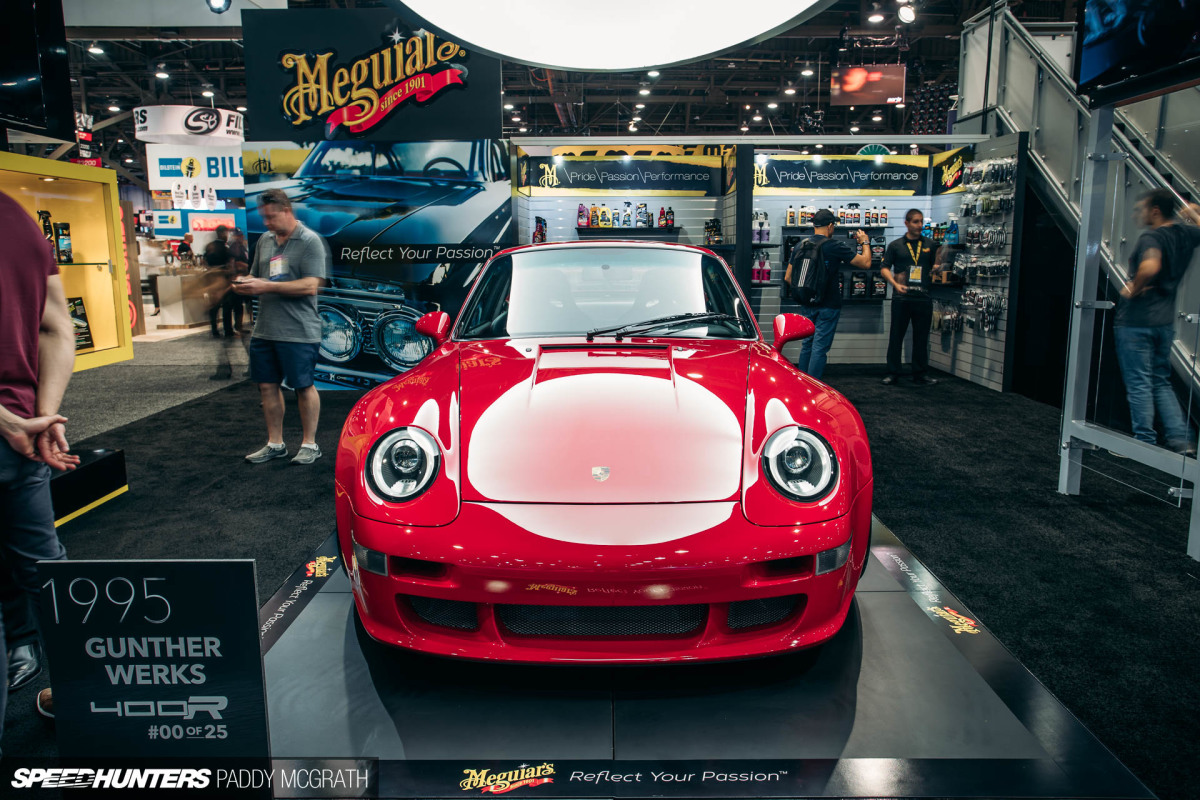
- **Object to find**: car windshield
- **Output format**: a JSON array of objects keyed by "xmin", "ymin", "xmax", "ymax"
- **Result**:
[
  {"xmin": 296, "ymin": 142, "xmax": 481, "ymax": 180},
  {"xmin": 455, "ymin": 247, "xmax": 757, "ymax": 340}
]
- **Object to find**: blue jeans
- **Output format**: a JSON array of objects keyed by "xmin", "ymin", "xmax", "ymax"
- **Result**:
[
  {"xmin": 1114, "ymin": 324, "xmax": 1190, "ymax": 448},
  {"xmin": 795, "ymin": 306, "xmax": 841, "ymax": 380}
]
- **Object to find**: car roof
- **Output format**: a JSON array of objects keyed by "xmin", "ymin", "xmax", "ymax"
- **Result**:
[{"xmin": 493, "ymin": 240, "xmax": 724, "ymax": 260}]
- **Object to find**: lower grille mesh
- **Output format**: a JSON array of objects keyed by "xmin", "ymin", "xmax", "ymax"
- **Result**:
[
  {"xmin": 727, "ymin": 595, "xmax": 801, "ymax": 630},
  {"xmin": 497, "ymin": 603, "xmax": 706, "ymax": 637},
  {"xmin": 408, "ymin": 596, "xmax": 479, "ymax": 631}
]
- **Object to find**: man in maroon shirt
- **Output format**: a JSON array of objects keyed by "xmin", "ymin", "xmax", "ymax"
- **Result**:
[{"xmin": 0, "ymin": 189, "xmax": 80, "ymax": 749}]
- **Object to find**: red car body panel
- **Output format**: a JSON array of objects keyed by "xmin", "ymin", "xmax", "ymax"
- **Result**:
[{"xmin": 334, "ymin": 241, "xmax": 873, "ymax": 663}]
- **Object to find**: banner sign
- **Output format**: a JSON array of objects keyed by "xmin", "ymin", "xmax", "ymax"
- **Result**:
[
  {"xmin": 69, "ymin": 157, "xmax": 102, "ymax": 168},
  {"xmin": 752, "ymin": 154, "xmax": 928, "ymax": 196},
  {"xmin": 134, "ymin": 106, "xmax": 245, "ymax": 147},
  {"xmin": 517, "ymin": 156, "xmax": 723, "ymax": 197},
  {"xmin": 931, "ymin": 146, "xmax": 973, "ymax": 195},
  {"xmin": 38, "ymin": 560, "xmax": 269, "ymax": 759},
  {"xmin": 242, "ymin": 8, "xmax": 500, "ymax": 142},
  {"xmin": 152, "ymin": 209, "xmax": 247, "ymax": 239},
  {"xmin": 146, "ymin": 144, "xmax": 245, "ymax": 194}
]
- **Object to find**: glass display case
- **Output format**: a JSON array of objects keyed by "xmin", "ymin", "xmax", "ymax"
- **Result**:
[{"xmin": 0, "ymin": 151, "xmax": 133, "ymax": 371}]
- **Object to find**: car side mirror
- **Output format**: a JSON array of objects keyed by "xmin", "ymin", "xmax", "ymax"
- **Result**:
[
  {"xmin": 415, "ymin": 311, "xmax": 451, "ymax": 345},
  {"xmin": 772, "ymin": 313, "xmax": 815, "ymax": 353}
]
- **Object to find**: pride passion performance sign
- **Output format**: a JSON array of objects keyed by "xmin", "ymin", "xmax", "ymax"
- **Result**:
[{"xmin": 242, "ymin": 8, "xmax": 500, "ymax": 142}]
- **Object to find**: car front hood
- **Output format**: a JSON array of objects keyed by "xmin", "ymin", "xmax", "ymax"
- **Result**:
[{"xmin": 458, "ymin": 339, "xmax": 750, "ymax": 503}]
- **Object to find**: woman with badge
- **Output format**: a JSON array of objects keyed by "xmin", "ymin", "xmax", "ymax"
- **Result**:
[{"xmin": 881, "ymin": 208, "xmax": 940, "ymax": 386}]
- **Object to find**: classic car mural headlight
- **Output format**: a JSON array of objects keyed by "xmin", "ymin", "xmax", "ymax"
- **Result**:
[
  {"xmin": 374, "ymin": 311, "xmax": 435, "ymax": 370},
  {"xmin": 763, "ymin": 427, "xmax": 838, "ymax": 502},
  {"xmin": 367, "ymin": 427, "xmax": 441, "ymax": 502},
  {"xmin": 319, "ymin": 306, "xmax": 362, "ymax": 363}
]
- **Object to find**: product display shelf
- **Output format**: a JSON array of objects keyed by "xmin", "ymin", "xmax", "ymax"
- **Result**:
[{"xmin": 576, "ymin": 226, "xmax": 678, "ymax": 238}]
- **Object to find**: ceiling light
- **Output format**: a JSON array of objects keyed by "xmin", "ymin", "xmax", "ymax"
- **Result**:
[
  {"xmin": 752, "ymin": 115, "xmax": 763, "ymax": 122},
  {"xmin": 518, "ymin": 127, "xmax": 528, "ymax": 132},
  {"xmin": 155, "ymin": 71, "xmax": 170, "ymax": 79},
  {"xmin": 124, "ymin": 158, "xmax": 134, "ymax": 163},
  {"xmin": 629, "ymin": 124, "xmax": 638, "ymax": 132},
  {"xmin": 784, "ymin": 87, "xmax": 796, "ymax": 95},
  {"xmin": 895, "ymin": 102, "xmax": 906, "ymax": 109},
  {"xmin": 117, "ymin": 138, "xmax": 123, "ymax": 143},
  {"xmin": 815, "ymin": 144, "xmax": 823, "ymax": 149},
  {"xmin": 511, "ymin": 115, "xmax": 521, "ymax": 122},
  {"xmin": 41, "ymin": 177, "xmax": 56, "ymax": 182},
  {"xmin": 108, "ymin": 105, "xmax": 120, "ymax": 112},
  {"xmin": 898, "ymin": 4, "xmax": 916, "ymax": 23},
  {"xmin": 647, "ymin": 70, "xmax": 660, "ymax": 77},
  {"xmin": 740, "ymin": 124, "xmax": 749, "ymax": 131},
  {"xmin": 206, "ymin": 0, "xmax": 232, "ymax": 13},
  {"xmin": 88, "ymin": 43, "xmax": 104, "ymax": 55},
  {"xmin": 635, "ymin": 103, "xmax": 645, "ymax": 109},
  {"xmin": 632, "ymin": 116, "xmax": 641, "ymax": 122},
  {"xmin": 850, "ymin": 125, "xmax": 860, "ymax": 132},
  {"xmin": 868, "ymin": 13, "xmax": 885, "ymax": 22},
  {"xmin": 504, "ymin": 103, "xmax": 514, "ymax": 110},
  {"xmin": 201, "ymin": 90, "xmax": 214, "ymax": 98},
  {"xmin": 638, "ymin": 88, "xmax": 650, "ymax": 95},
  {"xmin": 236, "ymin": 106, "xmax": 247, "ymax": 112},
  {"xmin": 767, "ymin": 102, "xmax": 778, "ymax": 109},
  {"xmin": 872, "ymin": 114, "xmax": 883, "ymax": 121},
  {"xmin": 801, "ymin": 68, "xmax": 814, "ymax": 77},
  {"xmin": 850, "ymin": 105, "xmax": 855, "ymax": 111},
  {"xmin": 801, "ymin": 149, "xmax": 809, "ymax": 154}
]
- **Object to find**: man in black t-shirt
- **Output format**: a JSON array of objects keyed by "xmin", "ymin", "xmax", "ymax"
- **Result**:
[
  {"xmin": 783, "ymin": 208, "xmax": 872, "ymax": 380},
  {"xmin": 203, "ymin": 226, "xmax": 235, "ymax": 339},
  {"xmin": 881, "ymin": 208, "xmax": 941, "ymax": 385},
  {"xmin": 1114, "ymin": 189, "xmax": 1200, "ymax": 453}
]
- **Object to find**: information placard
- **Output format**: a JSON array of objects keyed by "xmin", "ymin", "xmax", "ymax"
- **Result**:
[{"xmin": 38, "ymin": 560, "xmax": 269, "ymax": 759}]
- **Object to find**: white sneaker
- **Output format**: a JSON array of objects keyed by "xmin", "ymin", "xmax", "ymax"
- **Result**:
[
  {"xmin": 246, "ymin": 443, "xmax": 288, "ymax": 463},
  {"xmin": 290, "ymin": 444, "xmax": 322, "ymax": 465}
]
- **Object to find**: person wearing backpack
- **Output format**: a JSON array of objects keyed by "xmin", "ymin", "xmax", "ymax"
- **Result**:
[
  {"xmin": 783, "ymin": 208, "xmax": 872, "ymax": 379},
  {"xmin": 881, "ymin": 208, "xmax": 940, "ymax": 386},
  {"xmin": 1114, "ymin": 189, "xmax": 1200, "ymax": 454}
]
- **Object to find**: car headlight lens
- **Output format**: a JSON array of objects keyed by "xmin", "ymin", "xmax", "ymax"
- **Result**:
[
  {"xmin": 319, "ymin": 306, "xmax": 361, "ymax": 362},
  {"xmin": 374, "ymin": 312, "xmax": 434, "ymax": 370},
  {"xmin": 762, "ymin": 427, "xmax": 838, "ymax": 502},
  {"xmin": 366, "ymin": 427, "xmax": 440, "ymax": 502}
]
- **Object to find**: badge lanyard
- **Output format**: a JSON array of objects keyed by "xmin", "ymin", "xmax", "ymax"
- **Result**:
[{"xmin": 906, "ymin": 240, "xmax": 924, "ymax": 284}]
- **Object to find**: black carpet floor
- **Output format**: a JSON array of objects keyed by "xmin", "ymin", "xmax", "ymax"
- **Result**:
[{"xmin": 5, "ymin": 367, "xmax": 1198, "ymax": 800}]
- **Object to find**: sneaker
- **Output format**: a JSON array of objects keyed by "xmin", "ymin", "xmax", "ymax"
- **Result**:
[
  {"xmin": 881, "ymin": 375, "xmax": 897, "ymax": 385},
  {"xmin": 246, "ymin": 443, "xmax": 288, "ymax": 463},
  {"xmin": 291, "ymin": 444, "xmax": 322, "ymax": 465},
  {"xmin": 912, "ymin": 375, "xmax": 939, "ymax": 386},
  {"xmin": 36, "ymin": 688, "xmax": 54, "ymax": 719}
]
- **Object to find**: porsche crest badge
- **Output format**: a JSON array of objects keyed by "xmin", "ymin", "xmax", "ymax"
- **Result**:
[{"xmin": 592, "ymin": 466, "xmax": 610, "ymax": 482}]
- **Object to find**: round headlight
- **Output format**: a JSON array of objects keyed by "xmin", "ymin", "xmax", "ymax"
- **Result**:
[
  {"xmin": 762, "ymin": 427, "xmax": 838, "ymax": 502},
  {"xmin": 367, "ymin": 428, "xmax": 440, "ymax": 502},
  {"xmin": 319, "ymin": 306, "xmax": 361, "ymax": 363},
  {"xmin": 374, "ymin": 312, "xmax": 434, "ymax": 370}
]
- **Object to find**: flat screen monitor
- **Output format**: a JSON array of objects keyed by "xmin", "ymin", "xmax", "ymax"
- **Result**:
[
  {"xmin": 0, "ymin": 0, "xmax": 72, "ymax": 140},
  {"xmin": 829, "ymin": 64, "xmax": 906, "ymax": 107},
  {"xmin": 1074, "ymin": 0, "xmax": 1200, "ymax": 106}
]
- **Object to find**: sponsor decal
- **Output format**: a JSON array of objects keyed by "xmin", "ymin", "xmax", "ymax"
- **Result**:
[
  {"xmin": 280, "ymin": 25, "xmax": 470, "ymax": 137},
  {"xmin": 397, "ymin": 374, "xmax": 431, "ymax": 387},
  {"xmin": 461, "ymin": 356, "xmax": 501, "ymax": 369},
  {"xmin": 526, "ymin": 583, "xmax": 578, "ymax": 596},
  {"xmin": 941, "ymin": 154, "xmax": 964, "ymax": 190},
  {"xmin": 927, "ymin": 605, "xmax": 981, "ymax": 635},
  {"xmin": 592, "ymin": 466, "xmax": 611, "ymax": 482},
  {"xmin": 306, "ymin": 555, "xmax": 338, "ymax": 578},
  {"xmin": 460, "ymin": 764, "xmax": 555, "ymax": 795},
  {"xmin": 538, "ymin": 164, "xmax": 560, "ymax": 188},
  {"xmin": 753, "ymin": 163, "xmax": 768, "ymax": 187},
  {"xmin": 184, "ymin": 108, "xmax": 222, "ymax": 135},
  {"xmin": 11, "ymin": 767, "xmax": 211, "ymax": 789}
]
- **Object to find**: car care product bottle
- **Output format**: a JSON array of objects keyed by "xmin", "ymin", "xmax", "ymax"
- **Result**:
[
  {"xmin": 622, "ymin": 202, "xmax": 633, "ymax": 227},
  {"xmin": 658, "ymin": 207, "xmax": 667, "ymax": 227},
  {"xmin": 946, "ymin": 216, "xmax": 959, "ymax": 245},
  {"xmin": 591, "ymin": 205, "xmax": 599, "ymax": 226},
  {"xmin": 923, "ymin": 220, "xmax": 932, "ymax": 238},
  {"xmin": 599, "ymin": 204, "xmax": 612, "ymax": 227},
  {"xmin": 880, "ymin": 206, "xmax": 888, "ymax": 226},
  {"xmin": 53, "ymin": 223, "xmax": 73, "ymax": 263},
  {"xmin": 786, "ymin": 205, "xmax": 797, "ymax": 226},
  {"xmin": 578, "ymin": 203, "xmax": 589, "ymax": 227},
  {"xmin": 667, "ymin": 207, "xmax": 675, "ymax": 227},
  {"xmin": 37, "ymin": 210, "xmax": 53, "ymax": 243}
]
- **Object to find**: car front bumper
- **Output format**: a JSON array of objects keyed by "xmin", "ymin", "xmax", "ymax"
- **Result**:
[{"xmin": 337, "ymin": 485, "xmax": 872, "ymax": 664}]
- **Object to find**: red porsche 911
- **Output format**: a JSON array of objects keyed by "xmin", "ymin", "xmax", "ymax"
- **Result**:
[{"xmin": 335, "ymin": 241, "xmax": 873, "ymax": 663}]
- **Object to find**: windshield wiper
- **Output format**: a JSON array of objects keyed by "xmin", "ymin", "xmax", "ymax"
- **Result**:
[{"xmin": 586, "ymin": 312, "xmax": 744, "ymax": 342}]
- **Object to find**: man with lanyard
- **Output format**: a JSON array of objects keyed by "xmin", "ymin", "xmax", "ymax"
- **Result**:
[
  {"xmin": 881, "ymin": 208, "xmax": 940, "ymax": 385},
  {"xmin": 1114, "ymin": 189, "xmax": 1200, "ymax": 454},
  {"xmin": 783, "ymin": 208, "xmax": 872, "ymax": 380},
  {"xmin": 231, "ymin": 189, "xmax": 330, "ymax": 465}
]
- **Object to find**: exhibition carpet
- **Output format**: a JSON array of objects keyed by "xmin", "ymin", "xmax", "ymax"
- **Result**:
[{"xmin": 4, "ymin": 364, "xmax": 1197, "ymax": 800}]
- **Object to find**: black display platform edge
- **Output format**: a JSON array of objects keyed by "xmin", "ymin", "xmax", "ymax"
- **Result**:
[
  {"xmin": 50, "ymin": 447, "xmax": 127, "ymax": 527},
  {"xmin": 256, "ymin": 524, "xmax": 1154, "ymax": 800}
]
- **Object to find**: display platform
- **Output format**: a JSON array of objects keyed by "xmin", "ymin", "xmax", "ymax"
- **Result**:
[{"xmin": 257, "ymin": 521, "xmax": 1152, "ymax": 800}]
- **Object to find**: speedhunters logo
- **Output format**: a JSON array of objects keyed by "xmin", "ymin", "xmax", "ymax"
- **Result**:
[
  {"xmin": 11, "ymin": 768, "xmax": 211, "ymax": 789},
  {"xmin": 460, "ymin": 763, "xmax": 556, "ymax": 794},
  {"xmin": 928, "ymin": 605, "xmax": 981, "ymax": 634}
]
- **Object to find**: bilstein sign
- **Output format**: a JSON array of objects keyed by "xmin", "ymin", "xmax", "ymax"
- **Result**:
[{"xmin": 242, "ymin": 9, "xmax": 500, "ymax": 142}]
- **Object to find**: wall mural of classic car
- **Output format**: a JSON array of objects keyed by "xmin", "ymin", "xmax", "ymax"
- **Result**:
[{"xmin": 245, "ymin": 139, "xmax": 514, "ymax": 389}]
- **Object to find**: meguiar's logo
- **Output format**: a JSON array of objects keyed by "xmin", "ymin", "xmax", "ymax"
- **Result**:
[
  {"xmin": 753, "ymin": 163, "xmax": 768, "ymax": 187},
  {"xmin": 306, "ymin": 555, "xmax": 338, "ymax": 577},
  {"xmin": 280, "ymin": 24, "xmax": 469, "ymax": 138},
  {"xmin": 460, "ymin": 764, "xmax": 555, "ymax": 794},
  {"xmin": 927, "ymin": 605, "xmax": 980, "ymax": 634},
  {"xmin": 538, "ymin": 164, "xmax": 560, "ymax": 188},
  {"xmin": 941, "ymin": 154, "xmax": 964, "ymax": 189}
]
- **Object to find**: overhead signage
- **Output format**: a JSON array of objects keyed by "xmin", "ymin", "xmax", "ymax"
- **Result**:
[
  {"xmin": 517, "ymin": 156, "xmax": 723, "ymax": 197},
  {"xmin": 830, "ymin": 64, "xmax": 907, "ymax": 106},
  {"xmin": 152, "ymin": 209, "xmax": 247, "ymax": 239},
  {"xmin": 38, "ymin": 560, "xmax": 269, "ymax": 759},
  {"xmin": 134, "ymin": 105, "xmax": 245, "ymax": 147},
  {"xmin": 70, "ymin": 157, "xmax": 102, "ymax": 168},
  {"xmin": 146, "ymin": 144, "xmax": 245, "ymax": 193},
  {"xmin": 931, "ymin": 147, "xmax": 972, "ymax": 195},
  {"xmin": 242, "ymin": 8, "xmax": 500, "ymax": 142},
  {"xmin": 752, "ymin": 154, "xmax": 928, "ymax": 197}
]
